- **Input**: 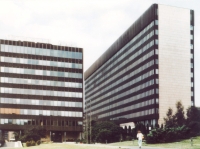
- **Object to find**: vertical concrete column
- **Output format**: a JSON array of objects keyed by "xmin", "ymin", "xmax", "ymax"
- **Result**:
[
  {"xmin": 1, "ymin": 130, "xmax": 4, "ymax": 140},
  {"xmin": 64, "ymin": 132, "xmax": 66, "ymax": 142}
]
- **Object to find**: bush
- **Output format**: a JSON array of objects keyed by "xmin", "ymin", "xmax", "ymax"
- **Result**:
[
  {"xmin": 36, "ymin": 140, "xmax": 41, "ymax": 145},
  {"xmin": 146, "ymin": 125, "xmax": 190, "ymax": 144},
  {"xmin": 31, "ymin": 140, "xmax": 36, "ymax": 146},
  {"xmin": 75, "ymin": 139, "xmax": 80, "ymax": 143},
  {"xmin": 26, "ymin": 141, "xmax": 31, "ymax": 147},
  {"xmin": 26, "ymin": 140, "xmax": 37, "ymax": 147},
  {"xmin": 18, "ymin": 127, "xmax": 46, "ymax": 142},
  {"xmin": 82, "ymin": 139, "xmax": 86, "ymax": 144},
  {"xmin": 92, "ymin": 121, "xmax": 122, "ymax": 143},
  {"xmin": 126, "ymin": 136, "xmax": 132, "ymax": 141}
]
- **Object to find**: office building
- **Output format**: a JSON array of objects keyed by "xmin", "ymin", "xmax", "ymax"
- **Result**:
[
  {"xmin": 0, "ymin": 39, "xmax": 83, "ymax": 142},
  {"xmin": 85, "ymin": 4, "xmax": 194, "ymax": 127}
]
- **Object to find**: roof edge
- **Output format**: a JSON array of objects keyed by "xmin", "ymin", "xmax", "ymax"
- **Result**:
[{"xmin": 84, "ymin": 4, "xmax": 157, "ymax": 80}]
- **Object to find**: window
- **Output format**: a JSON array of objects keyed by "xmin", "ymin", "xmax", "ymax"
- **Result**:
[
  {"xmin": 156, "ymin": 59, "xmax": 158, "ymax": 64},
  {"xmin": 191, "ymin": 53, "xmax": 193, "ymax": 59},
  {"xmin": 156, "ymin": 98, "xmax": 159, "ymax": 104},
  {"xmin": 190, "ymin": 25, "xmax": 194, "ymax": 30},
  {"xmin": 156, "ymin": 79, "xmax": 159, "ymax": 84},
  {"xmin": 155, "ymin": 39, "xmax": 158, "ymax": 45},
  {"xmin": 155, "ymin": 49, "xmax": 158, "ymax": 55},
  {"xmin": 155, "ymin": 20, "xmax": 158, "ymax": 25},
  {"xmin": 191, "ymin": 44, "xmax": 193, "ymax": 49},
  {"xmin": 155, "ymin": 30, "xmax": 158, "ymax": 35},
  {"xmin": 191, "ymin": 101, "xmax": 194, "ymax": 106},
  {"xmin": 191, "ymin": 63, "xmax": 193, "ymax": 68},
  {"xmin": 156, "ymin": 89, "xmax": 159, "ymax": 94},
  {"xmin": 156, "ymin": 69, "xmax": 158, "ymax": 74}
]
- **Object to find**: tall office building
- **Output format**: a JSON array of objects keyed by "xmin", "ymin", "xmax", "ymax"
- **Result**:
[
  {"xmin": 85, "ymin": 4, "xmax": 194, "ymax": 127},
  {"xmin": 0, "ymin": 39, "xmax": 83, "ymax": 142}
]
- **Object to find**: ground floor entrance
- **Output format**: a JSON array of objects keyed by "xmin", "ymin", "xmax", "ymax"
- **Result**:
[
  {"xmin": 49, "ymin": 131, "xmax": 82, "ymax": 142},
  {"xmin": 51, "ymin": 131, "xmax": 62, "ymax": 142}
]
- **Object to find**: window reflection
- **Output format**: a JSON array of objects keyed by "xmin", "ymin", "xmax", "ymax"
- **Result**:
[
  {"xmin": 0, "ymin": 98, "xmax": 82, "ymax": 108},
  {"xmin": 1, "ymin": 45, "xmax": 82, "ymax": 60}
]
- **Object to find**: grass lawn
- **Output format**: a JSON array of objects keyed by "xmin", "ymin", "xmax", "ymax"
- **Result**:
[
  {"xmin": 3, "ymin": 136, "xmax": 200, "ymax": 149},
  {"xmin": 109, "ymin": 136, "xmax": 200, "ymax": 149}
]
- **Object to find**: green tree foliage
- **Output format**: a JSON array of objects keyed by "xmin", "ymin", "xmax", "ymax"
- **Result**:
[
  {"xmin": 132, "ymin": 123, "xmax": 147, "ymax": 139},
  {"xmin": 15, "ymin": 126, "xmax": 46, "ymax": 142},
  {"xmin": 146, "ymin": 125, "xmax": 190, "ymax": 143},
  {"xmin": 147, "ymin": 101, "xmax": 200, "ymax": 143},
  {"xmin": 92, "ymin": 121, "xmax": 122, "ymax": 143},
  {"xmin": 84, "ymin": 120, "xmax": 96, "ymax": 143},
  {"xmin": 164, "ymin": 101, "xmax": 186, "ymax": 127},
  {"xmin": 174, "ymin": 101, "xmax": 186, "ymax": 126},
  {"xmin": 186, "ymin": 106, "xmax": 200, "ymax": 136},
  {"xmin": 186, "ymin": 106, "xmax": 200, "ymax": 123},
  {"xmin": 164, "ymin": 108, "xmax": 175, "ymax": 128}
]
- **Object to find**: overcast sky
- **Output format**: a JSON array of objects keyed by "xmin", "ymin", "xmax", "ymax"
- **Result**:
[{"xmin": 0, "ymin": 0, "xmax": 199, "ymax": 106}]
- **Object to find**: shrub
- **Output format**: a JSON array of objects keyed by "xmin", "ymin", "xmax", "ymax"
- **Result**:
[
  {"xmin": 82, "ymin": 139, "xmax": 86, "ymax": 144},
  {"xmin": 146, "ymin": 125, "xmax": 190, "ymax": 144},
  {"xmin": 18, "ymin": 127, "xmax": 46, "ymax": 142},
  {"xmin": 92, "ymin": 121, "xmax": 122, "ymax": 143},
  {"xmin": 187, "ymin": 121, "xmax": 200, "ymax": 137},
  {"xmin": 26, "ymin": 140, "xmax": 37, "ymax": 146},
  {"xmin": 126, "ymin": 136, "xmax": 132, "ymax": 141},
  {"xmin": 36, "ymin": 140, "xmax": 41, "ymax": 145},
  {"xmin": 26, "ymin": 141, "xmax": 31, "ymax": 147},
  {"xmin": 75, "ymin": 139, "xmax": 80, "ymax": 143},
  {"xmin": 31, "ymin": 140, "xmax": 36, "ymax": 146}
]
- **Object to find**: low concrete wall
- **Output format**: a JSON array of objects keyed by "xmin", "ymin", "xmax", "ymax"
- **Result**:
[{"xmin": 3, "ymin": 141, "xmax": 22, "ymax": 148}]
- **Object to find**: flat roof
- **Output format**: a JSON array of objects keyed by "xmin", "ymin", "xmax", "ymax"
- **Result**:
[
  {"xmin": 0, "ymin": 39, "xmax": 83, "ymax": 52},
  {"xmin": 84, "ymin": 4, "xmax": 157, "ymax": 80}
]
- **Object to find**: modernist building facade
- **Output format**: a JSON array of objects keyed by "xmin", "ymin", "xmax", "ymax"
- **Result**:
[
  {"xmin": 0, "ymin": 39, "xmax": 83, "ymax": 142},
  {"xmin": 85, "ymin": 4, "xmax": 194, "ymax": 127}
]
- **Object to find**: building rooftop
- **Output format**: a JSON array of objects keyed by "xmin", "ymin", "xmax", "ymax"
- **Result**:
[{"xmin": 84, "ymin": 4, "xmax": 157, "ymax": 80}]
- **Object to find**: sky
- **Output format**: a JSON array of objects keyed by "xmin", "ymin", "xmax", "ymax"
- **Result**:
[{"xmin": 0, "ymin": 0, "xmax": 199, "ymax": 106}]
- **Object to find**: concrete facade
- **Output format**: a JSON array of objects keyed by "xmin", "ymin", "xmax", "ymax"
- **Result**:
[{"xmin": 158, "ymin": 5, "xmax": 192, "ymax": 124}]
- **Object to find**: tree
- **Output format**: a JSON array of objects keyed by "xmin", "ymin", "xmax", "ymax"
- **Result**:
[
  {"xmin": 84, "ymin": 120, "xmax": 96, "ymax": 143},
  {"xmin": 15, "ymin": 126, "xmax": 46, "ymax": 142},
  {"xmin": 146, "ymin": 125, "xmax": 190, "ymax": 143},
  {"xmin": 164, "ymin": 108, "xmax": 175, "ymax": 127},
  {"xmin": 146, "ymin": 101, "xmax": 199, "ymax": 143},
  {"xmin": 160, "ymin": 124, "xmax": 163, "ymax": 129},
  {"xmin": 164, "ymin": 101, "xmax": 186, "ymax": 127},
  {"xmin": 174, "ymin": 101, "xmax": 186, "ymax": 126},
  {"xmin": 155, "ymin": 123, "xmax": 159, "ymax": 128},
  {"xmin": 186, "ymin": 106, "xmax": 200, "ymax": 123},
  {"xmin": 92, "ymin": 121, "xmax": 122, "ymax": 143},
  {"xmin": 186, "ymin": 106, "xmax": 200, "ymax": 136}
]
